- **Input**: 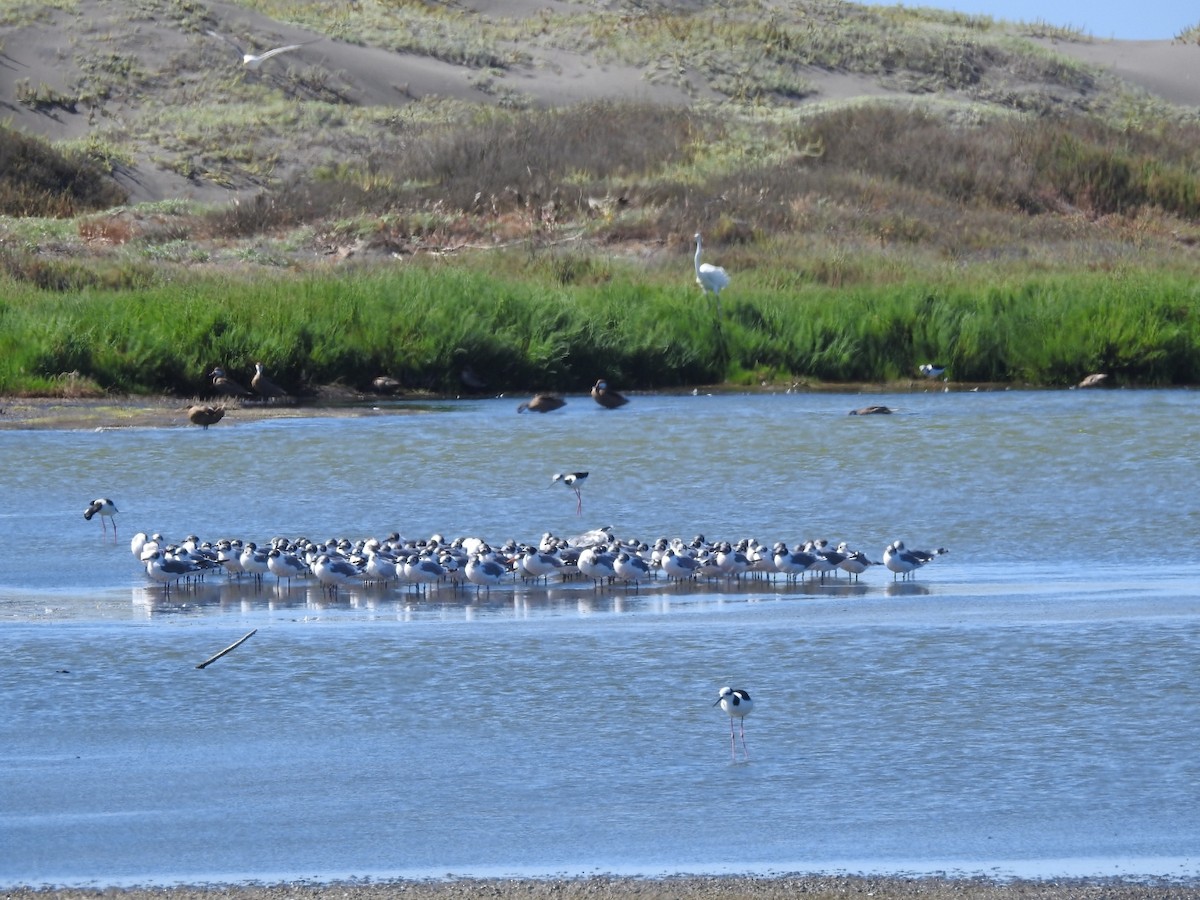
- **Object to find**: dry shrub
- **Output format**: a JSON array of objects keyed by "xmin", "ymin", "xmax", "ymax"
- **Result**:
[
  {"xmin": 79, "ymin": 214, "xmax": 136, "ymax": 245},
  {"xmin": 0, "ymin": 124, "xmax": 126, "ymax": 217},
  {"xmin": 402, "ymin": 101, "xmax": 704, "ymax": 214},
  {"xmin": 197, "ymin": 178, "xmax": 389, "ymax": 239}
]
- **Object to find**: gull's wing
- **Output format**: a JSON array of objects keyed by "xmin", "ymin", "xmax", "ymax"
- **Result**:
[{"xmin": 253, "ymin": 37, "xmax": 322, "ymax": 62}]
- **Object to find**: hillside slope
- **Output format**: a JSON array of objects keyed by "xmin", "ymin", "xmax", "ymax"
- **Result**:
[{"xmin": 2, "ymin": 0, "xmax": 1196, "ymax": 204}]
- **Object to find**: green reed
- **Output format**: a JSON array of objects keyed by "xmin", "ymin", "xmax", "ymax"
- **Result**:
[{"xmin": 1, "ymin": 262, "xmax": 1198, "ymax": 396}]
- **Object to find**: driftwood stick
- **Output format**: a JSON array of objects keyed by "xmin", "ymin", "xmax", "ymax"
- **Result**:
[{"xmin": 196, "ymin": 628, "xmax": 257, "ymax": 669}]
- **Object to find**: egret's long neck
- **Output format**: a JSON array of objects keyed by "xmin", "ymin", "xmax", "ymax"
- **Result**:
[{"xmin": 694, "ymin": 240, "xmax": 703, "ymax": 274}]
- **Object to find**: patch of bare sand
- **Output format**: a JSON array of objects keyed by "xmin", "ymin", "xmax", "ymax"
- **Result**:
[
  {"xmin": 1038, "ymin": 38, "xmax": 1200, "ymax": 106},
  {"xmin": 0, "ymin": 394, "xmax": 427, "ymax": 431}
]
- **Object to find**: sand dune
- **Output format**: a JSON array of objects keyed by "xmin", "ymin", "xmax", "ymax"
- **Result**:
[{"xmin": 1, "ymin": 0, "xmax": 1197, "ymax": 204}]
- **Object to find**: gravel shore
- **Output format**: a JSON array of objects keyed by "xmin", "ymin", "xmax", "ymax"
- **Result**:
[{"xmin": 7, "ymin": 876, "xmax": 1200, "ymax": 900}]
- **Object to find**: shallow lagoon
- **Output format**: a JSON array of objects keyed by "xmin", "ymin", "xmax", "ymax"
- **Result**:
[{"xmin": 2, "ymin": 390, "xmax": 1198, "ymax": 886}]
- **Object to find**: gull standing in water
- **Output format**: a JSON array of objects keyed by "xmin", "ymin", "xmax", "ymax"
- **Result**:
[
  {"xmin": 883, "ymin": 540, "xmax": 948, "ymax": 580},
  {"xmin": 714, "ymin": 686, "xmax": 753, "ymax": 760},
  {"xmin": 552, "ymin": 471, "xmax": 588, "ymax": 515},
  {"xmin": 207, "ymin": 30, "xmax": 322, "ymax": 71}
]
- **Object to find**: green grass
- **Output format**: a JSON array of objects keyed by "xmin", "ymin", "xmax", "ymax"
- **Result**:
[
  {"xmin": 1, "ymin": 263, "xmax": 1198, "ymax": 396},
  {"xmin": 3, "ymin": 2, "xmax": 1200, "ymax": 396}
]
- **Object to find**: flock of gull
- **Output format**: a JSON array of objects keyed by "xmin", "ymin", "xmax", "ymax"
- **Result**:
[{"xmin": 123, "ymin": 523, "xmax": 949, "ymax": 597}]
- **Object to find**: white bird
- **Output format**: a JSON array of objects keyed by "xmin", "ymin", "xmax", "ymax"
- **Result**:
[
  {"xmin": 83, "ymin": 498, "xmax": 119, "ymax": 535},
  {"xmin": 551, "ymin": 471, "xmax": 588, "ymax": 515},
  {"xmin": 919, "ymin": 363, "xmax": 946, "ymax": 379},
  {"xmin": 834, "ymin": 542, "xmax": 878, "ymax": 581},
  {"xmin": 313, "ymin": 553, "xmax": 361, "ymax": 593},
  {"xmin": 660, "ymin": 548, "xmax": 700, "ymax": 583},
  {"xmin": 519, "ymin": 546, "xmax": 562, "ymax": 583},
  {"xmin": 239, "ymin": 542, "xmax": 271, "ymax": 586},
  {"xmin": 614, "ymin": 551, "xmax": 653, "ymax": 589},
  {"xmin": 404, "ymin": 555, "xmax": 446, "ymax": 594},
  {"xmin": 465, "ymin": 553, "xmax": 508, "ymax": 594},
  {"xmin": 577, "ymin": 546, "xmax": 617, "ymax": 586},
  {"xmin": 208, "ymin": 30, "xmax": 322, "ymax": 71},
  {"xmin": 694, "ymin": 233, "xmax": 730, "ymax": 297},
  {"xmin": 144, "ymin": 549, "xmax": 199, "ymax": 593},
  {"xmin": 772, "ymin": 542, "xmax": 816, "ymax": 582},
  {"xmin": 267, "ymin": 548, "xmax": 308, "ymax": 588},
  {"xmin": 882, "ymin": 540, "xmax": 948, "ymax": 580},
  {"xmin": 363, "ymin": 550, "xmax": 398, "ymax": 586},
  {"xmin": 714, "ymin": 686, "xmax": 753, "ymax": 759}
]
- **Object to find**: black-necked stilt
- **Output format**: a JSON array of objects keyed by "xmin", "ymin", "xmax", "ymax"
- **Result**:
[
  {"xmin": 882, "ymin": 540, "xmax": 948, "ymax": 580},
  {"xmin": 207, "ymin": 29, "xmax": 321, "ymax": 71},
  {"xmin": 591, "ymin": 379, "xmax": 628, "ymax": 409},
  {"xmin": 552, "ymin": 471, "xmax": 588, "ymax": 515},
  {"xmin": 517, "ymin": 394, "xmax": 567, "ymax": 414},
  {"xmin": 694, "ymin": 233, "xmax": 731, "ymax": 298},
  {"xmin": 714, "ymin": 686, "xmax": 753, "ymax": 759},
  {"xmin": 849, "ymin": 405, "xmax": 894, "ymax": 416},
  {"xmin": 918, "ymin": 363, "xmax": 946, "ymax": 379},
  {"xmin": 187, "ymin": 404, "xmax": 225, "ymax": 429},
  {"xmin": 83, "ymin": 498, "xmax": 118, "ymax": 535},
  {"xmin": 251, "ymin": 362, "xmax": 289, "ymax": 400},
  {"xmin": 209, "ymin": 366, "xmax": 253, "ymax": 398}
]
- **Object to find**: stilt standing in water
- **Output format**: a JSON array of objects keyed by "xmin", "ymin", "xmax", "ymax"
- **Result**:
[
  {"xmin": 84, "ymin": 498, "xmax": 119, "ymax": 535},
  {"xmin": 714, "ymin": 686, "xmax": 753, "ymax": 760},
  {"xmin": 552, "ymin": 471, "xmax": 588, "ymax": 515}
]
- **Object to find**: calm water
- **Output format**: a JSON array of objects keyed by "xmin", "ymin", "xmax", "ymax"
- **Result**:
[{"xmin": 2, "ymin": 390, "xmax": 1199, "ymax": 886}]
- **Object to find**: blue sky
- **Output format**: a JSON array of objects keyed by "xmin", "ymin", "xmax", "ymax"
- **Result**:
[{"xmin": 892, "ymin": 0, "xmax": 1196, "ymax": 40}]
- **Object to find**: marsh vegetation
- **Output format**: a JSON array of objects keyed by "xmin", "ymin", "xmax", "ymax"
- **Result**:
[{"xmin": 2, "ymin": 0, "xmax": 1199, "ymax": 396}]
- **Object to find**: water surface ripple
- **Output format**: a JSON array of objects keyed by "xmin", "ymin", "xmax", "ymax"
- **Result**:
[{"xmin": 2, "ymin": 390, "xmax": 1198, "ymax": 885}]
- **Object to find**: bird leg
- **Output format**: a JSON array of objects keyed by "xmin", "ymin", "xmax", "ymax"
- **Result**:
[
  {"xmin": 574, "ymin": 487, "xmax": 583, "ymax": 515},
  {"xmin": 739, "ymin": 719, "xmax": 749, "ymax": 758}
]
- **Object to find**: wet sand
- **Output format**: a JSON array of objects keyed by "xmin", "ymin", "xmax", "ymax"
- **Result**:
[
  {"xmin": 0, "ymin": 394, "xmax": 409, "ymax": 430},
  {"xmin": 7, "ymin": 876, "xmax": 1200, "ymax": 900}
]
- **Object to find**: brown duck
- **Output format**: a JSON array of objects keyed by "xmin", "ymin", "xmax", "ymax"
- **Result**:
[
  {"xmin": 187, "ymin": 404, "xmax": 226, "ymax": 429},
  {"xmin": 517, "ymin": 394, "xmax": 567, "ymax": 414},
  {"xmin": 591, "ymin": 379, "xmax": 628, "ymax": 409},
  {"xmin": 209, "ymin": 366, "xmax": 253, "ymax": 398}
]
